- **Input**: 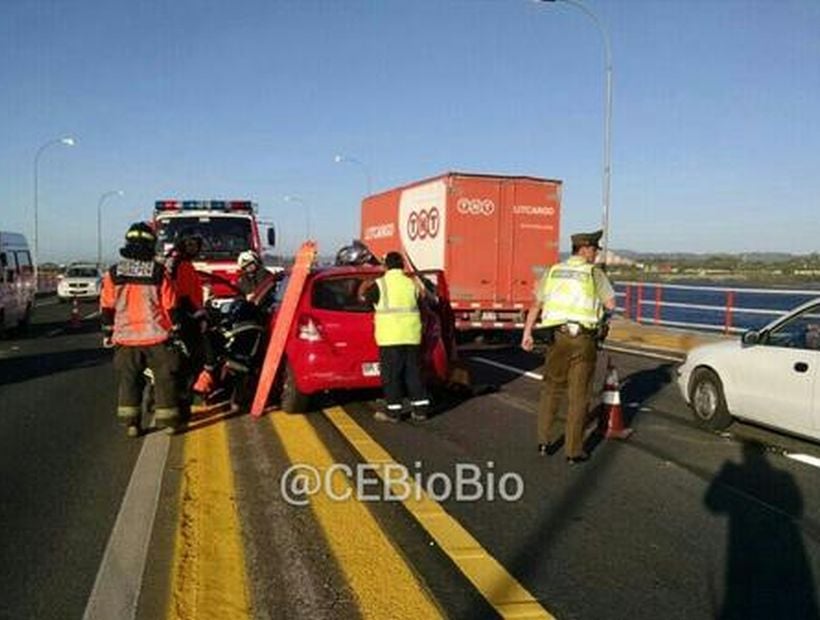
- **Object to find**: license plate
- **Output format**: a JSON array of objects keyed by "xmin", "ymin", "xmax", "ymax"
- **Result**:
[{"xmin": 362, "ymin": 362, "xmax": 381, "ymax": 377}]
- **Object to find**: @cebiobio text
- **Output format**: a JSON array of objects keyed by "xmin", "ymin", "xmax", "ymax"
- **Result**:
[{"xmin": 280, "ymin": 461, "xmax": 524, "ymax": 507}]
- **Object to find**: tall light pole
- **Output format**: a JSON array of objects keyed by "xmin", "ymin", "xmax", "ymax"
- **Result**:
[
  {"xmin": 97, "ymin": 190, "xmax": 124, "ymax": 268},
  {"xmin": 536, "ymin": 0, "xmax": 613, "ymax": 265},
  {"xmin": 283, "ymin": 194, "xmax": 311, "ymax": 241},
  {"xmin": 34, "ymin": 136, "xmax": 75, "ymax": 280},
  {"xmin": 334, "ymin": 153, "xmax": 373, "ymax": 241}
]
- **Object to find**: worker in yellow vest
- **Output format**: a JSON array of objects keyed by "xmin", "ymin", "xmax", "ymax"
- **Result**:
[
  {"xmin": 364, "ymin": 251, "xmax": 430, "ymax": 422},
  {"xmin": 521, "ymin": 229, "xmax": 616, "ymax": 464}
]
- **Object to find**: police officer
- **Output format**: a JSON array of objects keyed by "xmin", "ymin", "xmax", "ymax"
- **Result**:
[
  {"xmin": 364, "ymin": 251, "xmax": 431, "ymax": 422},
  {"xmin": 521, "ymin": 229, "xmax": 616, "ymax": 463},
  {"xmin": 100, "ymin": 222, "xmax": 181, "ymax": 436}
]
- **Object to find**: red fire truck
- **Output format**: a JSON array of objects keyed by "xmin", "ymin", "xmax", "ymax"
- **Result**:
[{"xmin": 153, "ymin": 200, "xmax": 275, "ymax": 300}]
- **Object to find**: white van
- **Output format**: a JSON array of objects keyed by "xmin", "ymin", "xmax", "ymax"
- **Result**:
[{"xmin": 0, "ymin": 232, "xmax": 36, "ymax": 333}]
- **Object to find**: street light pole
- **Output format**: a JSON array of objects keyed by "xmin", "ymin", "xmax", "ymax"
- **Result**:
[
  {"xmin": 97, "ymin": 190, "xmax": 125, "ymax": 268},
  {"xmin": 283, "ymin": 195, "xmax": 311, "ymax": 241},
  {"xmin": 537, "ymin": 0, "xmax": 613, "ymax": 265},
  {"xmin": 34, "ymin": 136, "xmax": 75, "ymax": 281}
]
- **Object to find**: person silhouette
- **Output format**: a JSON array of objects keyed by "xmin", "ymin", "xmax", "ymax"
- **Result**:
[{"xmin": 705, "ymin": 441, "xmax": 819, "ymax": 619}]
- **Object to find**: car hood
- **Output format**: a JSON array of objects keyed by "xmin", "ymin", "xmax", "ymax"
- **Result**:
[
  {"xmin": 683, "ymin": 339, "xmax": 743, "ymax": 367},
  {"xmin": 61, "ymin": 277, "xmax": 100, "ymax": 284}
]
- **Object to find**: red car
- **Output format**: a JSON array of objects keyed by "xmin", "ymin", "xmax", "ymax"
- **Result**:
[{"xmin": 265, "ymin": 265, "xmax": 456, "ymax": 413}]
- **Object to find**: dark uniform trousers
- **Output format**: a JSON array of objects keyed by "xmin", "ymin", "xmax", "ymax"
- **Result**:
[
  {"xmin": 537, "ymin": 330, "xmax": 597, "ymax": 457},
  {"xmin": 379, "ymin": 345, "xmax": 428, "ymax": 410},
  {"xmin": 114, "ymin": 343, "xmax": 180, "ymax": 415}
]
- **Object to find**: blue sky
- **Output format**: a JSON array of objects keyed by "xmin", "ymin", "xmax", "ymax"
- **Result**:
[{"xmin": 1, "ymin": 0, "xmax": 818, "ymax": 262}]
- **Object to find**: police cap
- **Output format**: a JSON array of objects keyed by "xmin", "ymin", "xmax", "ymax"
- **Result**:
[{"xmin": 570, "ymin": 229, "xmax": 603, "ymax": 249}]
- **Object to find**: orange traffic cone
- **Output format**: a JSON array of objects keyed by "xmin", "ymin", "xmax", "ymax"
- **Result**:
[
  {"xmin": 70, "ymin": 298, "xmax": 81, "ymax": 329},
  {"xmin": 602, "ymin": 362, "xmax": 633, "ymax": 440}
]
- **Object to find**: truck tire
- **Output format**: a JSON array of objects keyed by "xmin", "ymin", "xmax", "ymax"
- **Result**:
[
  {"xmin": 17, "ymin": 303, "xmax": 32, "ymax": 331},
  {"xmin": 281, "ymin": 363, "xmax": 310, "ymax": 414},
  {"xmin": 689, "ymin": 367, "xmax": 732, "ymax": 431}
]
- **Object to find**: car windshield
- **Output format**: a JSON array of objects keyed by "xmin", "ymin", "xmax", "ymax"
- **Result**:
[
  {"xmin": 66, "ymin": 267, "xmax": 99, "ymax": 278},
  {"xmin": 766, "ymin": 303, "xmax": 820, "ymax": 350},
  {"xmin": 312, "ymin": 276, "xmax": 374, "ymax": 313},
  {"xmin": 157, "ymin": 216, "xmax": 253, "ymax": 260}
]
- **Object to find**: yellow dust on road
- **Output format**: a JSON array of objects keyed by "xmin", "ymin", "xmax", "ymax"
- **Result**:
[{"xmin": 167, "ymin": 421, "xmax": 251, "ymax": 620}]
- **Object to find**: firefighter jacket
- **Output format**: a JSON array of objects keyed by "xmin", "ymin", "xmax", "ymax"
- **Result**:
[
  {"xmin": 100, "ymin": 259, "xmax": 178, "ymax": 346},
  {"xmin": 373, "ymin": 269, "xmax": 422, "ymax": 346},
  {"xmin": 170, "ymin": 257, "xmax": 205, "ymax": 318},
  {"xmin": 540, "ymin": 256, "xmax": 602, "ymax": 330}
]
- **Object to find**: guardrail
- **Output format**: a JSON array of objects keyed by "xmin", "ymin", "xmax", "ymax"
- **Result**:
[{"xmin": 614, "ymin": 281, "xmax": 820, "ymax": 335}]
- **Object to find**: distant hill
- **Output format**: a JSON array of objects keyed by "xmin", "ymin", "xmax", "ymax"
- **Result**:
[{"xmin": 611, "ymin": 250, "xmax": 804, "ymax": 263}]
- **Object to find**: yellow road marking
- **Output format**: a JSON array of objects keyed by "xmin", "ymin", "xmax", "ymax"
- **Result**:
[
  {"xmin": 271, "ymin": 413, "xmax": 443, "ymax": 620},
  {"xmin": 323, "ymin": 406, "xmax": 555, "ymax": 620},
  {"xmin": 167, "ymin": 422, "xmax": 251, "ymax": 620}
]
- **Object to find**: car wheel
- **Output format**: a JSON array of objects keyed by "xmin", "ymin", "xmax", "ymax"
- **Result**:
[
  {"xmin": 689, "ymin": 367, "xmax": 732, "ymax": 430},
  {"xmin": 17, "ymin": 303, "xmax": 32, "ymax": 331},
  {"xmin": 281, "ymin": 363, "xmax": 310, "ymax": 414}
]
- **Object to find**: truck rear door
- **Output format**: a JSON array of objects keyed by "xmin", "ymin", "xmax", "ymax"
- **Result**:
[{"xmin": 446, "ymin": 176, "xmax": 503, "ymax": 303}]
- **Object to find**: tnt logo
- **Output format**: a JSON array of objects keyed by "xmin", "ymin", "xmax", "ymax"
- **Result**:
[
  {"xmin": 407, "ymin": 207, "xmax": 440, "ymax": 240},
  {"xmin": 457, "ymin": 198, "xmax": 495, "ymax": 216}
]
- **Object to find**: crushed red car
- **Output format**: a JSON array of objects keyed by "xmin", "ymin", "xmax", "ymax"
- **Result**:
[{"xmin": 261, "ymin": 264, "xmax": 456, "ymax": 413}]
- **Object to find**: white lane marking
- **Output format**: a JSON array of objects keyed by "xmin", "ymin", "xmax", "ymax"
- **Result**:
[
  {"xmin": 603, "ymin": 343, "xmax": 684, "ymax": 363},
  {"xmin": 46, "ymin": 328, "xmax": 63, "ymax": 337},
  {"xmin": 37, "ymin": 298, "xmax": 59, "ymax": 307},
  {"xmin": 784, "ymin": 453, "xmax": 820, "ymax": 469},
  {"xmin": 471, "ymin": 356, "xmax": 544, "ymax": 381},
  {"xmin": 83, "ymin": 431, "xmax": 170, "ymax": 620},
  {"xmin": 84, "ymin": 310, "xmax": 100, "ymax": 319}
]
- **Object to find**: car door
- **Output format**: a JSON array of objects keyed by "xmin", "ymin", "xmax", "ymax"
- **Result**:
[
  {"xmin": 731, "ymin": 302, "xmax": 820, "ymax": 435},
  {"xmin": 1, "ymin": 251, "xmax": 21, "ymax": 323}
]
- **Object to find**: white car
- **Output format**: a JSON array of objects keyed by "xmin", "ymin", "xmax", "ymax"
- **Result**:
[
  {"xmin": 678, "ymin": 298, "xmax": 820, "ymax": 441},
  {"xmin": 57, "ymin": 264, "xmax": 103, "ymax": 302}
]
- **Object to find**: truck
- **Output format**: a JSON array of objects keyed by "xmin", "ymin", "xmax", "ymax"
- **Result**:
[
  {"xmin": 153, "ymin": 200, "xmax": 275, "ymax": 300},
  {"xmin": 361, "ymin": 172, "xmax": 561, "ymax": 331}
]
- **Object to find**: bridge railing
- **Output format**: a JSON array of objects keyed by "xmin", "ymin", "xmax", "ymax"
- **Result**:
[{"xmin": 614, "ymin": 281, "xmax": 820, "ymax": 335}]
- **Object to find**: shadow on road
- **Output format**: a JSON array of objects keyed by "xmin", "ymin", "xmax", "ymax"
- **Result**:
[
  {"xmin": 705, "ymin": 441, "xmax": 820, "ymax": 619},
  {"xmin": 0, "ymin": 347, "xmax": 111, "ymax": 387},
  {"xmin": 619, "ymin": 362, "xmax": 676, "ymax": 425}
]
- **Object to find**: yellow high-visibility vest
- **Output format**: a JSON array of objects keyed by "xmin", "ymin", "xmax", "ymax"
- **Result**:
[
  {"xmin": 374, "ymin": 269, "xmax": 422, "ymax": 346},
  {"xmin": 540, "ymin": 256, "xmax": 601, "ymax": 330}
]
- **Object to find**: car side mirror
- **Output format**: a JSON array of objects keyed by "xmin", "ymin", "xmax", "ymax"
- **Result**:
[
  {"xmin": 267, "ymin": 227, "xmax": 276, "ymax": 247},
  {"xmin": 741, "ymin": 330, "xmax": 760, "ymax": 346}
]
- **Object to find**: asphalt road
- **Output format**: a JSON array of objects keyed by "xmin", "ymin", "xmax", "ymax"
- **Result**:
[
  {"xmin": 5, "ymin": 305, "xmax": 820, "ymax": 619},
  {"xmin": 0, "ymin": 298, "xmax": 141, "ymax": 620}
]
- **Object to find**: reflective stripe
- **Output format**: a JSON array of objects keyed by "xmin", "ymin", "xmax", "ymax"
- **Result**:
[
  {"xmin": 540, "ymin": 257, "xmax": 601, "ymax": 330},
  {"xmin": 410, "ymin": 400, "xmax": 430, "ymax": 407},
  {"xmin": 374, "ymin": 270, "xmax": 422, "ymax": 346}
]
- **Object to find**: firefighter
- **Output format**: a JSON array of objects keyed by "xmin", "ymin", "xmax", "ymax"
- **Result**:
[
  {"xmin": 236, "ymin": 250, "xmax": 274, "ymax": 302},
  {"xmin": 101, "ymin": 222, "xmax": 181, "ymax": 436},
  {"xmin": 166, "ymin": 231, "xmax": 208, "ymax": 405},
  {"xmin": 364, "ymin": 251, "xmax": 431, "ymax": 422},
  {"xmin": 521, "ymin": 229, "xmax": 616, "ymax": 464}
]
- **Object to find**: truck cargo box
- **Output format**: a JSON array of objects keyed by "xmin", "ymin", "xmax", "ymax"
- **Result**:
[{"xmin": 361, "ymin": 172, "xmax": 561, "ymax": 330}]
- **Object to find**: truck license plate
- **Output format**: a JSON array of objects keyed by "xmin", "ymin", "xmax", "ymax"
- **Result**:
[{"xmin": 361, "ymin": 362, "xmax": 381, "ymax": 377}]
